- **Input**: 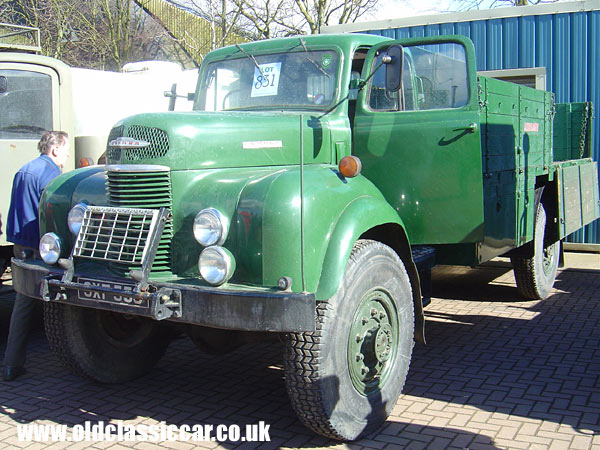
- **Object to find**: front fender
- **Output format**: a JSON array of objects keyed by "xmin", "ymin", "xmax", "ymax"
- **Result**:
[
  {"xmin": 315, "ymin": 195, "xmax": 407, "ymax": 300},
  {"xmin": 247, "ymin": 165, "xmax": 407, "ymax": 295},
  {"xmin": 40, "ymin": 166, "xmax": 106, "ymax": 248}
]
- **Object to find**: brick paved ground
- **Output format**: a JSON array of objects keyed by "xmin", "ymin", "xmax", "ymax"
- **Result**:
[{"xmin": 0, "ymin": 258, "xmax": 599, "ymax": 449}]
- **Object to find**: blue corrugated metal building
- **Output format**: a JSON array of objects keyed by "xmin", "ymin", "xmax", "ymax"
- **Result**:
[{"xmin": 324, "ymin": 0, "xmax": 600, "ymax": 245}]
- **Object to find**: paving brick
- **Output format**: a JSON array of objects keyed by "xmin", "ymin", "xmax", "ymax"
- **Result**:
[
  {"xmin": 448, "ymin": 414, "xmax": 470, "ymax": 427},
  {"xmin": 518, "ymin": 422, "xmax": 540, "ymax": 435},
  {"xmin": 548, "ymin": 440, "xmax": 574, "ymax": 450},
  {"xmin": 496, "ymin": 426, "xmax": 518, "ymax": 440},
  {"xmin": 571, "ymin": 435, "xmax": 594, "ymax": 449},
  {"xmin": 516, "ymin": 435, "xmax": 553, "ymax": 445},
  {"xmin": 449, "ymin": 433, "xmax": 475, "ymax": 448},
  {"xmin": 427, "ymin": 417, "xmax": 450, "ymax": 428},
  {"xmin": 2, "ymin": 263, "xmax": 599, "ymax": 449},
  {"xmin": 530, "ymin": 445, "xmax": 552, "ymax": 450}
]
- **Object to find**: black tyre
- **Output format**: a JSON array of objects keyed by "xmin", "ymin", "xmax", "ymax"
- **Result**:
[
  {"xmin": 511, "ymin": 203, "xmax": 560, "ymax": 299},
  {"xmin": 44, "ymin": 302, "xmax": 169, "ymax": 383},
  {"xmin": 284, "ymin": 240, "xmax": 414, "ymax": 441}
]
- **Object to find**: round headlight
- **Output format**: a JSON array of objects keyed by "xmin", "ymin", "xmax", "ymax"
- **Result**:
[
  {"xmin": 199, "ymin": 246, "xmax": 236, "ymax": 285},
  {"xmin": 68, "ymin": 203, "xmax": 87, "ymax": 235},
  {"xmin": 193, "ymin": 208, "xmax": 228, "ymax": 246},
  {"xmin": 39, "ymin": 233, "xmax": 62, "ymax": 265}
]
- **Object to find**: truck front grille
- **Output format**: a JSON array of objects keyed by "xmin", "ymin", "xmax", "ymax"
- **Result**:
[
  {"xmin": 73, "ymin": 207, "xmax": 160, "ymax": 264},
  {"xmin": 104, "ymin": 165, "xmax": 173, "ymax": 273},
  {"xmin": 106, "ymin": 125, "xmax": 169, "ymax": 163}
]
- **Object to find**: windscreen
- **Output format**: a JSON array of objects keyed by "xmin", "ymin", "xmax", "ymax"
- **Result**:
[{"xmin": 197, "ymin": 50, "xmax": 339, "ymax": 111}]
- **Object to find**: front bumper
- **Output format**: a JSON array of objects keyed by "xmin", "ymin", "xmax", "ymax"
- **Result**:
[{"xmin": 12, "ymin": 258, "xmax": 316, "ymax": 332}]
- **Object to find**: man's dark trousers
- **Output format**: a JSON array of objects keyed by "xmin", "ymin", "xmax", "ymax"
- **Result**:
[
  {"xmin": 4, "ymin": 293, "xmax": 37, "ymax": 368},
  {"xmin": 3, "ymin": 244, "xmax": 39, "ymax": 369}
]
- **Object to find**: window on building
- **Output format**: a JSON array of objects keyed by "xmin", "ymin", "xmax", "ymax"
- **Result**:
[{"xmin": 478, "ymin": 67, "xmax": 546, "ymax": 90}]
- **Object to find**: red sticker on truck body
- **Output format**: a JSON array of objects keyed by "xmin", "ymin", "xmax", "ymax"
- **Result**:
[{"xmin": 524, "ymin": 122, "xmax": 539, "ymax": 132}]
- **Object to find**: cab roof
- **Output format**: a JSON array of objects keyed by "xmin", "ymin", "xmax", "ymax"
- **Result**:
[{"xmin": 204, "ymin": 33, "xmax": 391, "ymax": 63}]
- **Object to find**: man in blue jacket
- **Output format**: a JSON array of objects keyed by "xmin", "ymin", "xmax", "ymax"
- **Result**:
[{"xmin": 3, "ymin": 130, "xmax": 70, "ymax": 381}]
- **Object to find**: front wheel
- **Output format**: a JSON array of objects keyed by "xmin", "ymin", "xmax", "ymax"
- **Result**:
[
  {"xmin": 284, "ymin": 240, "xmax": 414, "ymax": 440},
  {"xmin": 44, "ymin": 303, "xmax": 170, "ymax": 383},
  {"xmin": 511, "ymin": 203, "xmax": 560, "ymax": 299}
]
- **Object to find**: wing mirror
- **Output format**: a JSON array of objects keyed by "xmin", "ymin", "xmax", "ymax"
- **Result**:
[
  {"xmin": 385, "ymin": 45, "xmax": 404, "ymax": 92},
  {"xmin": 353, "ymin": 44, "xmax": 405, "ymax": 93},
  {"xmin": 164, "ymin": 83, "xmax": 196, "ymax": 111}
]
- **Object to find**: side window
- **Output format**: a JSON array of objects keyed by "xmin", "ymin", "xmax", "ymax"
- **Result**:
[
  {"xmin": 402, "ymin": 58, "xmax": 416, "ymax": 111},
  {"xmin": 368, "ymin": 42, "xmax": 469, "ymax": 112},
  {"xmin": 0, "ymin": 70, "xmax": 52, "ymax": 139},
  {"xmin": 368, "ymin": 52, "xmax": 398, "ymax": 111},
  {"xmin": 410, "ymin": 43, "xmax": 468, "ymax": 110}
]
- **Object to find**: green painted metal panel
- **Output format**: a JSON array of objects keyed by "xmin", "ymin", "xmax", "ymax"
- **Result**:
[
  {"xmin": 40, "ymin": 166, "xmax": 106, "ymax": 252},
  {"xmin": 561, "ymin": 164, "xmax": 583, "ymax": 235},
  {"xmin": 556, "ymin": 159, "xmax": 599, "ymax": 239},
  {"xmin": 110, "ymin": 112, "xmax": 334, "ymax": 171},
  {"xmin": 478, "ymin": 74, "xmax": 554, "ymax": 257},
  {"xmin": 581, "ymin": 161, "xmax": 599, "ymax": 225},
  {"xmin": 553, "ymin": 102, "xmax": 593, "ymax": 161},
  {"xmin": 353, "ymin": 35, "xmax": 485, "ymax": 246}
]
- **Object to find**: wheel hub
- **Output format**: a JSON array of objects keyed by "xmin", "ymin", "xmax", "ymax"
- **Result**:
[
  {"xmin": 96, "ymin": 310, "xmax": 155, "ymax": 347},
  {"xmin": 348, "ymin": 289, "xmax": 398, "ymax": 395},
  {"xmin": 374, "ymin": 323, "xmax": 393, "ymax": 362}
]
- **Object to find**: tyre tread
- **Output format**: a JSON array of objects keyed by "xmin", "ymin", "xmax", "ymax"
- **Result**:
[
  {"xmin": 285, "ymin": 301, "xmax": 343, "ymax": 440},
  {"xmin": 44, "ymin": 302, "xmax": 169, "ymax": 383},
  {"xmin": 43, "ymin": 302, "xmax": 93, "ymax": 380},
  {"xmin": 284, "ymin": 239, "xmax": 413, "ymax": 441},
  {"xmin": 511, "ymin": 203, "xmax": 558, "ymax": 300}
]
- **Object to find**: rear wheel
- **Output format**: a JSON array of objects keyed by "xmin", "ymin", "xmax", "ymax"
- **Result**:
[
  {"xmin": 44, "ymin": 303, "xmax": 169, "ymax": 383},
  {"xmin": 511, "ymin": 203, "xmax": 560, "ymax": 299},
  {"xmin": 284, "ymin": 240, "xmax": 414, "ymax": 440}
]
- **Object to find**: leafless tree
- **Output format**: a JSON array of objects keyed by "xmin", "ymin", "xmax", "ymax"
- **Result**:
[
  {"xmin": 293, "ymin": 0, "xmax": 379, "ymax": 34},
  {"xmin": 0, "ymin": 0, "xmax": 80, "ymax": 58},
  {"xmin": 448, "ymin": 0, "xmax": 557, "ymax": 11},
  {"xmin": 0, "ymin": 0, "xmax": 189, "ymax": 70},
  {"xmin": 174, "ymin": 0, "xmax": 381, "ymax": 39},
  {"xmin": 231, "ymin": 0, "xmax": 302, "ymax": 38}
]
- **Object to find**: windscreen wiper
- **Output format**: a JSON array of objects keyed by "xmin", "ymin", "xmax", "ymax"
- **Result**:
[
  {"xmin": 299, "ymin": 37, "xmax": 329, "ymax": 78},
  {"xmin": 235, "ymin": 44, "xmax": 265, "ymax": 78}
]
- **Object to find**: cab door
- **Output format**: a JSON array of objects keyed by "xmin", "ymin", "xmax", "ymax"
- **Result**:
[
  {"xmin": 0, "ymin": 62, "xmax": 61, "ymax": 245},
  {"xmin": 352, "ymin": 36, "xmax": 484, "ymax": 245}
]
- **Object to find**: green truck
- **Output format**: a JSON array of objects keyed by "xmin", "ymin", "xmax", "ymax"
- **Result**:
[{"xmin": 12, "ymin": 33, "xmax": 599, "ymax": 440}]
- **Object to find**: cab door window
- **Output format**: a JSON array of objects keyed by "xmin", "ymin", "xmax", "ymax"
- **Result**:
[
  {"xmin": 0, "ymin": 69, "xmax": 52, "ymax": 139},
  {"xmin": 368, "ymin": 52, "xmax": 399, "ymax": 111},
  {"xmin": 368, "ymin": 42, "xmax": 468, "ymax": 112}
]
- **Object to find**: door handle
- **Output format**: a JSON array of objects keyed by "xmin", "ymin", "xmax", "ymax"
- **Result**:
[{"xmin": 465, "ymin": 122, "xmax": 478, "ymax": 133}]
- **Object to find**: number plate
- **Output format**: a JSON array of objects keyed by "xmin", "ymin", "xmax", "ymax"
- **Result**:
[{"xmin": 76, "ymin": 277, "xmax": 148, "ymax": 308}]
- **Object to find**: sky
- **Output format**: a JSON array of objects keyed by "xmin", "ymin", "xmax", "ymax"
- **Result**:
[{"xmin": 368, "ymin": 0, "xmax": 497, "ymax": 21}]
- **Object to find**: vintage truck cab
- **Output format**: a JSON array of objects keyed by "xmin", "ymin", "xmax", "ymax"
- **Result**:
[{"xmin": 12, "ymin": 33, "xmax": 599, "ymax": 440}]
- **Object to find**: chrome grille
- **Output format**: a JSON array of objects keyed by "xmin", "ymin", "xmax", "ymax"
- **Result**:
[
  {"xmin": 106, "ymin": 126, "xmax": 124, "ymax": 162},
  {"xmin": 106, "ymin": 125, "xmax": 169, "ymax": 163},
  {"xmin": 73, "ymin": 207, "xmax": 159, "ymax": 264},
  {"xmin": 105, "ymin": 165, "xmax": 173, "ymax": 273}
]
